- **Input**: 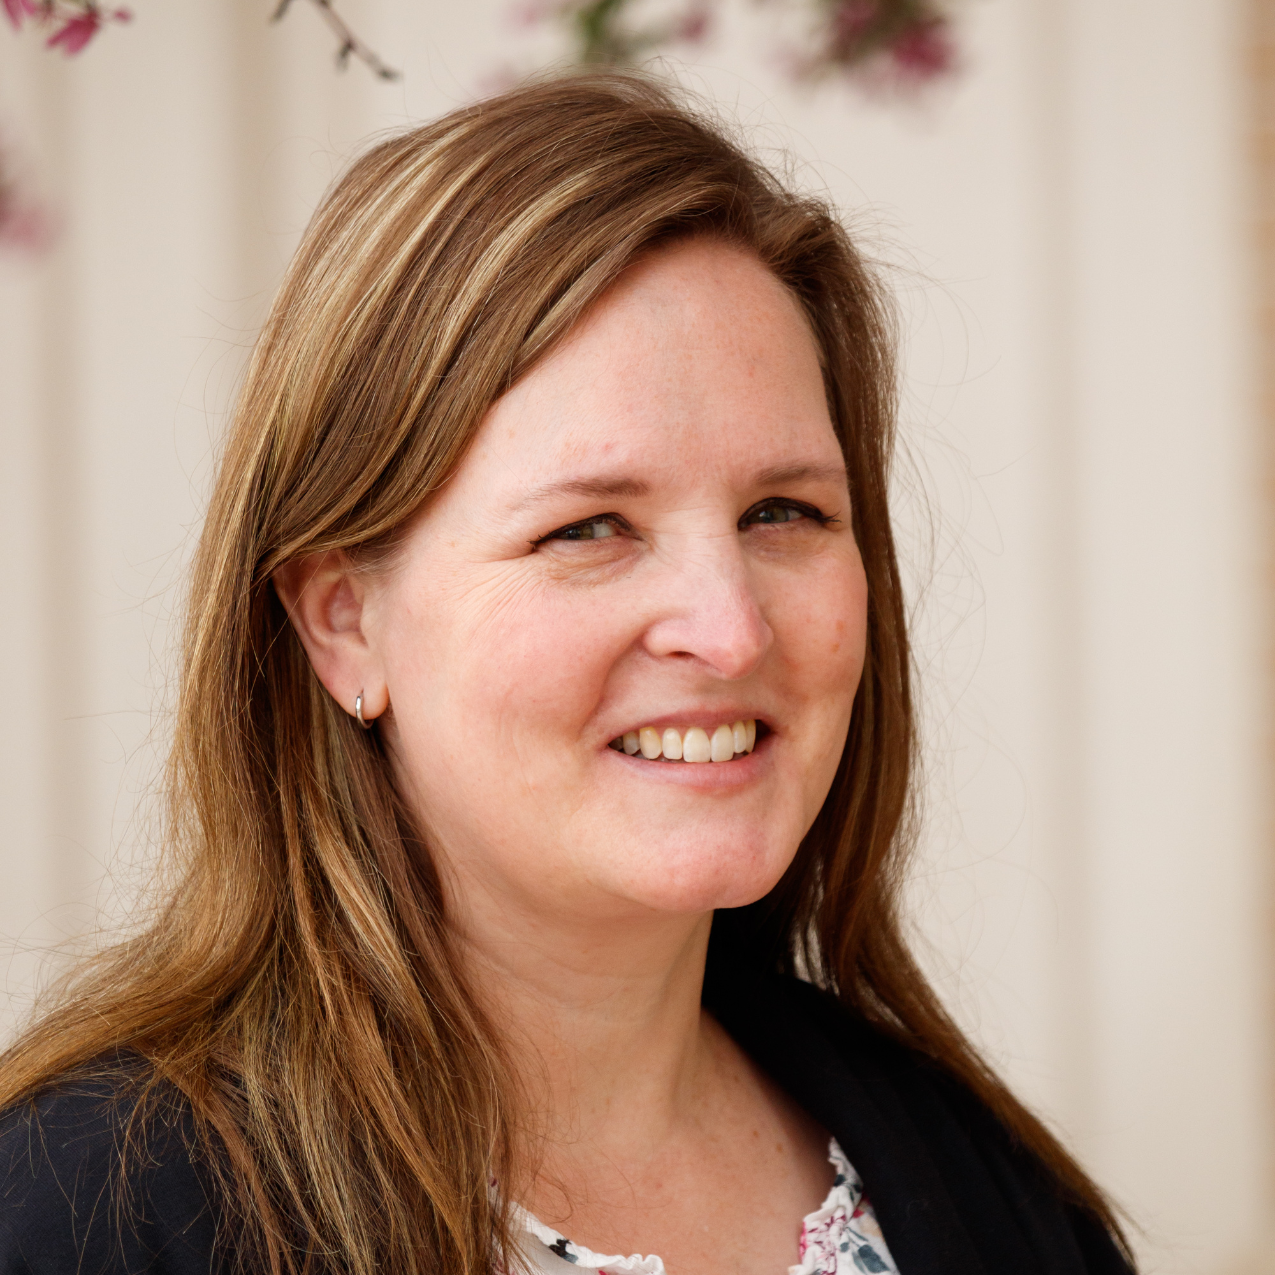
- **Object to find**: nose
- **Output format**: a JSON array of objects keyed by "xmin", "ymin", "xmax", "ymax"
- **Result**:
[{"xmin": 641, "ymin": 536, "xmax": 773, "ymax": 679}]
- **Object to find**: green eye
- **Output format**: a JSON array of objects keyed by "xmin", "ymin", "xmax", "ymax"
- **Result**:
[{"xmin": 553, "ymin": 517, "xmax": 620, "ymax": 540}]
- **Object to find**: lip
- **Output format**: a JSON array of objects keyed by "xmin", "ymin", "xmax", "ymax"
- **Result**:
[{"xmin": 602, "ymin": 727, "xmax": 773, "ymax": 789}]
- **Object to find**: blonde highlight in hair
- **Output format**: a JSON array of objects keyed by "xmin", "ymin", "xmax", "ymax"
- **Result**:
[{"xmin": 0, "ymin": 70, "xmax": 1129, "ymax": 1273}]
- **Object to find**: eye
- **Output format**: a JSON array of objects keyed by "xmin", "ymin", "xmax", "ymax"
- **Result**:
[
  {"xmin": 739, "ymin": 499, "xmax": 832, "ymax": 528},
  {"xmin": 537, "ymin": 515, "xmax": 627, "ymax": 544}
]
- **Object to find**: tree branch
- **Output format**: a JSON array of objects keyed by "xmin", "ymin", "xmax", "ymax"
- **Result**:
[{"xmin": 273, "ymin": 0, "xmax": 400, "ymax": 81}]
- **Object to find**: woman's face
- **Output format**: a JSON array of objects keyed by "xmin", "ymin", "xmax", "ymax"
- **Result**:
[{"xmin": 365, "ymin": 239, "xmax": 868, "ymax": 927}]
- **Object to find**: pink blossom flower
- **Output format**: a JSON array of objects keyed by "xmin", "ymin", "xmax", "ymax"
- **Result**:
[
  {"xmin": 678, "ymin": 4, "xmax": 711, "ymax": 44},
  {"xmin": 833, "ymin": 0, "xmax": 877, "ymax": 44},
  {"xmin": 889, "ymin": 17, "xmax": 954, "ymax": 80},
  {"xmin": 0, "ymin": 198, "xmax": 56, "ymax": 253},
  {"xmin": 506, "ymin": 0, "xmax": 566, "ymax": 28},
  {"xmin": 2, "ymin": 0, "xmax": 37, "ymax": 31},
  {"xmin": 0, "ymin": 147, "xmax": 57, "ymax": 254},
  {"xmin": 46, "ymin": 7, "xmax": 101, "ymax": 54}
]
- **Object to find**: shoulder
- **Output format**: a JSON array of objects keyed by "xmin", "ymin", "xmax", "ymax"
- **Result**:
[
  {"xmin": 708, "ymin": 975, "xmax": 1134, "ymax": 1275},
  {"xmin": 0, "ymin": 1058, "xmax": 232, "ymax": 1275}
]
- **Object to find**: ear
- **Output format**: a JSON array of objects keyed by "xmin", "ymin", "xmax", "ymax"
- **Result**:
[{"xmin": 272, "ymin": 551, "xmax": 389, "ymax": 724}]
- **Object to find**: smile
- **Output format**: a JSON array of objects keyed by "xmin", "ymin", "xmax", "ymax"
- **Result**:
[{"xmin": 608, "ymin": 720, "xmax": 758, "ymax": 763}]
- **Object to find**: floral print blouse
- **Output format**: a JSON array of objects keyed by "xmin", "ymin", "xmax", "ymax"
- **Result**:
[{"xmin": 510, "ymin": 1138, "xmax": 899, "ymax": 1275}]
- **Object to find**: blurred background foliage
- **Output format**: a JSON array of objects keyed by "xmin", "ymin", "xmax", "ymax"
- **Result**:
[{"xmin": 0, "ymin": 0, "xmax": 960, "ymax": 247}]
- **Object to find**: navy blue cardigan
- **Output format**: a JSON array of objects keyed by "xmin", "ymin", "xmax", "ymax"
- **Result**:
[{"xmin": 0, "ymin": 977, "xmax": 1133, "ymax": 1275}]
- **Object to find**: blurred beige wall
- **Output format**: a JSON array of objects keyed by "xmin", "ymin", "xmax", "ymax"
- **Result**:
[{"xmin": 0, "ymin": 0, "xmax": 1271, "ymax": 1270}]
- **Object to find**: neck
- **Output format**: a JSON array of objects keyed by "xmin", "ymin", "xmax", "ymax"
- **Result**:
[{"xmin": 449, "ymin": 871, "xmax": 718, "ymax": 1171}]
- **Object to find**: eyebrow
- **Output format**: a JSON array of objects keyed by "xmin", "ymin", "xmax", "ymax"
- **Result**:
[
  {"xmin": 510, "ymin": 461, "xmax": 848, "ymax": 515},
  {"xmin": 510, "ymin": 476, "xmax": 651, "ymax": 514},
  {"xmin": 751, "ymin": 462, "xmax": 849, "ymax": 488}
]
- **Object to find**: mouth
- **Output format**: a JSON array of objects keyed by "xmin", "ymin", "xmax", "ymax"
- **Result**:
[{"xmin": 607, "ymin": 719, "xmax": 766, "ymax": 763}]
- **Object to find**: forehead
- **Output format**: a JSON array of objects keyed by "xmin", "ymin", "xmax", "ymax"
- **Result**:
[{"xmin": 463, "ymin": 239, "xmax": 841, "ymax": 496}]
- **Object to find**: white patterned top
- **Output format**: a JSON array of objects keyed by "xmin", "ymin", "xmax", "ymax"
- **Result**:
[{"xmin": 510, "ymin": 1138, "xmax": 899, "ymax": 1275}]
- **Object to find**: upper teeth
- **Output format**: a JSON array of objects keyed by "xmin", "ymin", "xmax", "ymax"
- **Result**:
[{"xmin": 611, "ymin": 720, "xmax": 757, "ymax": 762}]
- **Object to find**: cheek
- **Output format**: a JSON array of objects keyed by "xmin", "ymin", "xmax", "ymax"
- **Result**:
[
  {"xmin": 775, "ymin": 551, "xmax": 868, "ymax": 694},
  {"xmin": 386, "ymin": 567, "xmax": 631, "ymax": 752},
  {"xmin": 771, "ymin": 553, "xmax": 868, "ymax": 799},
  {"xmin": 376, "ymin": 571, "xmax": 638, "ymax": 873}
]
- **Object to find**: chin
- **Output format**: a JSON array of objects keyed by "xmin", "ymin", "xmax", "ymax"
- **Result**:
[{"xmin": 609, "ymin": 834, "xmax": 795, "ymax": 915}]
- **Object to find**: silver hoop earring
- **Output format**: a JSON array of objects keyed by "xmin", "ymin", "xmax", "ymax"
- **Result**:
[{"xmin": 354, "ymin": 692, "xmax": 374, "ymax": 730}]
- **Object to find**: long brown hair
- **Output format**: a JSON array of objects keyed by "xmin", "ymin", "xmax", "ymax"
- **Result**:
[{"xmin": 0, "ymin": 71, "xmax": 1129, "ymax": 1273}]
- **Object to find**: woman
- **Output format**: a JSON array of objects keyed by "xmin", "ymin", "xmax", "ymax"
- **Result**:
[{"xmin": 0, "ymin": 73, "xmax": 1133, "ymax": 1275}]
